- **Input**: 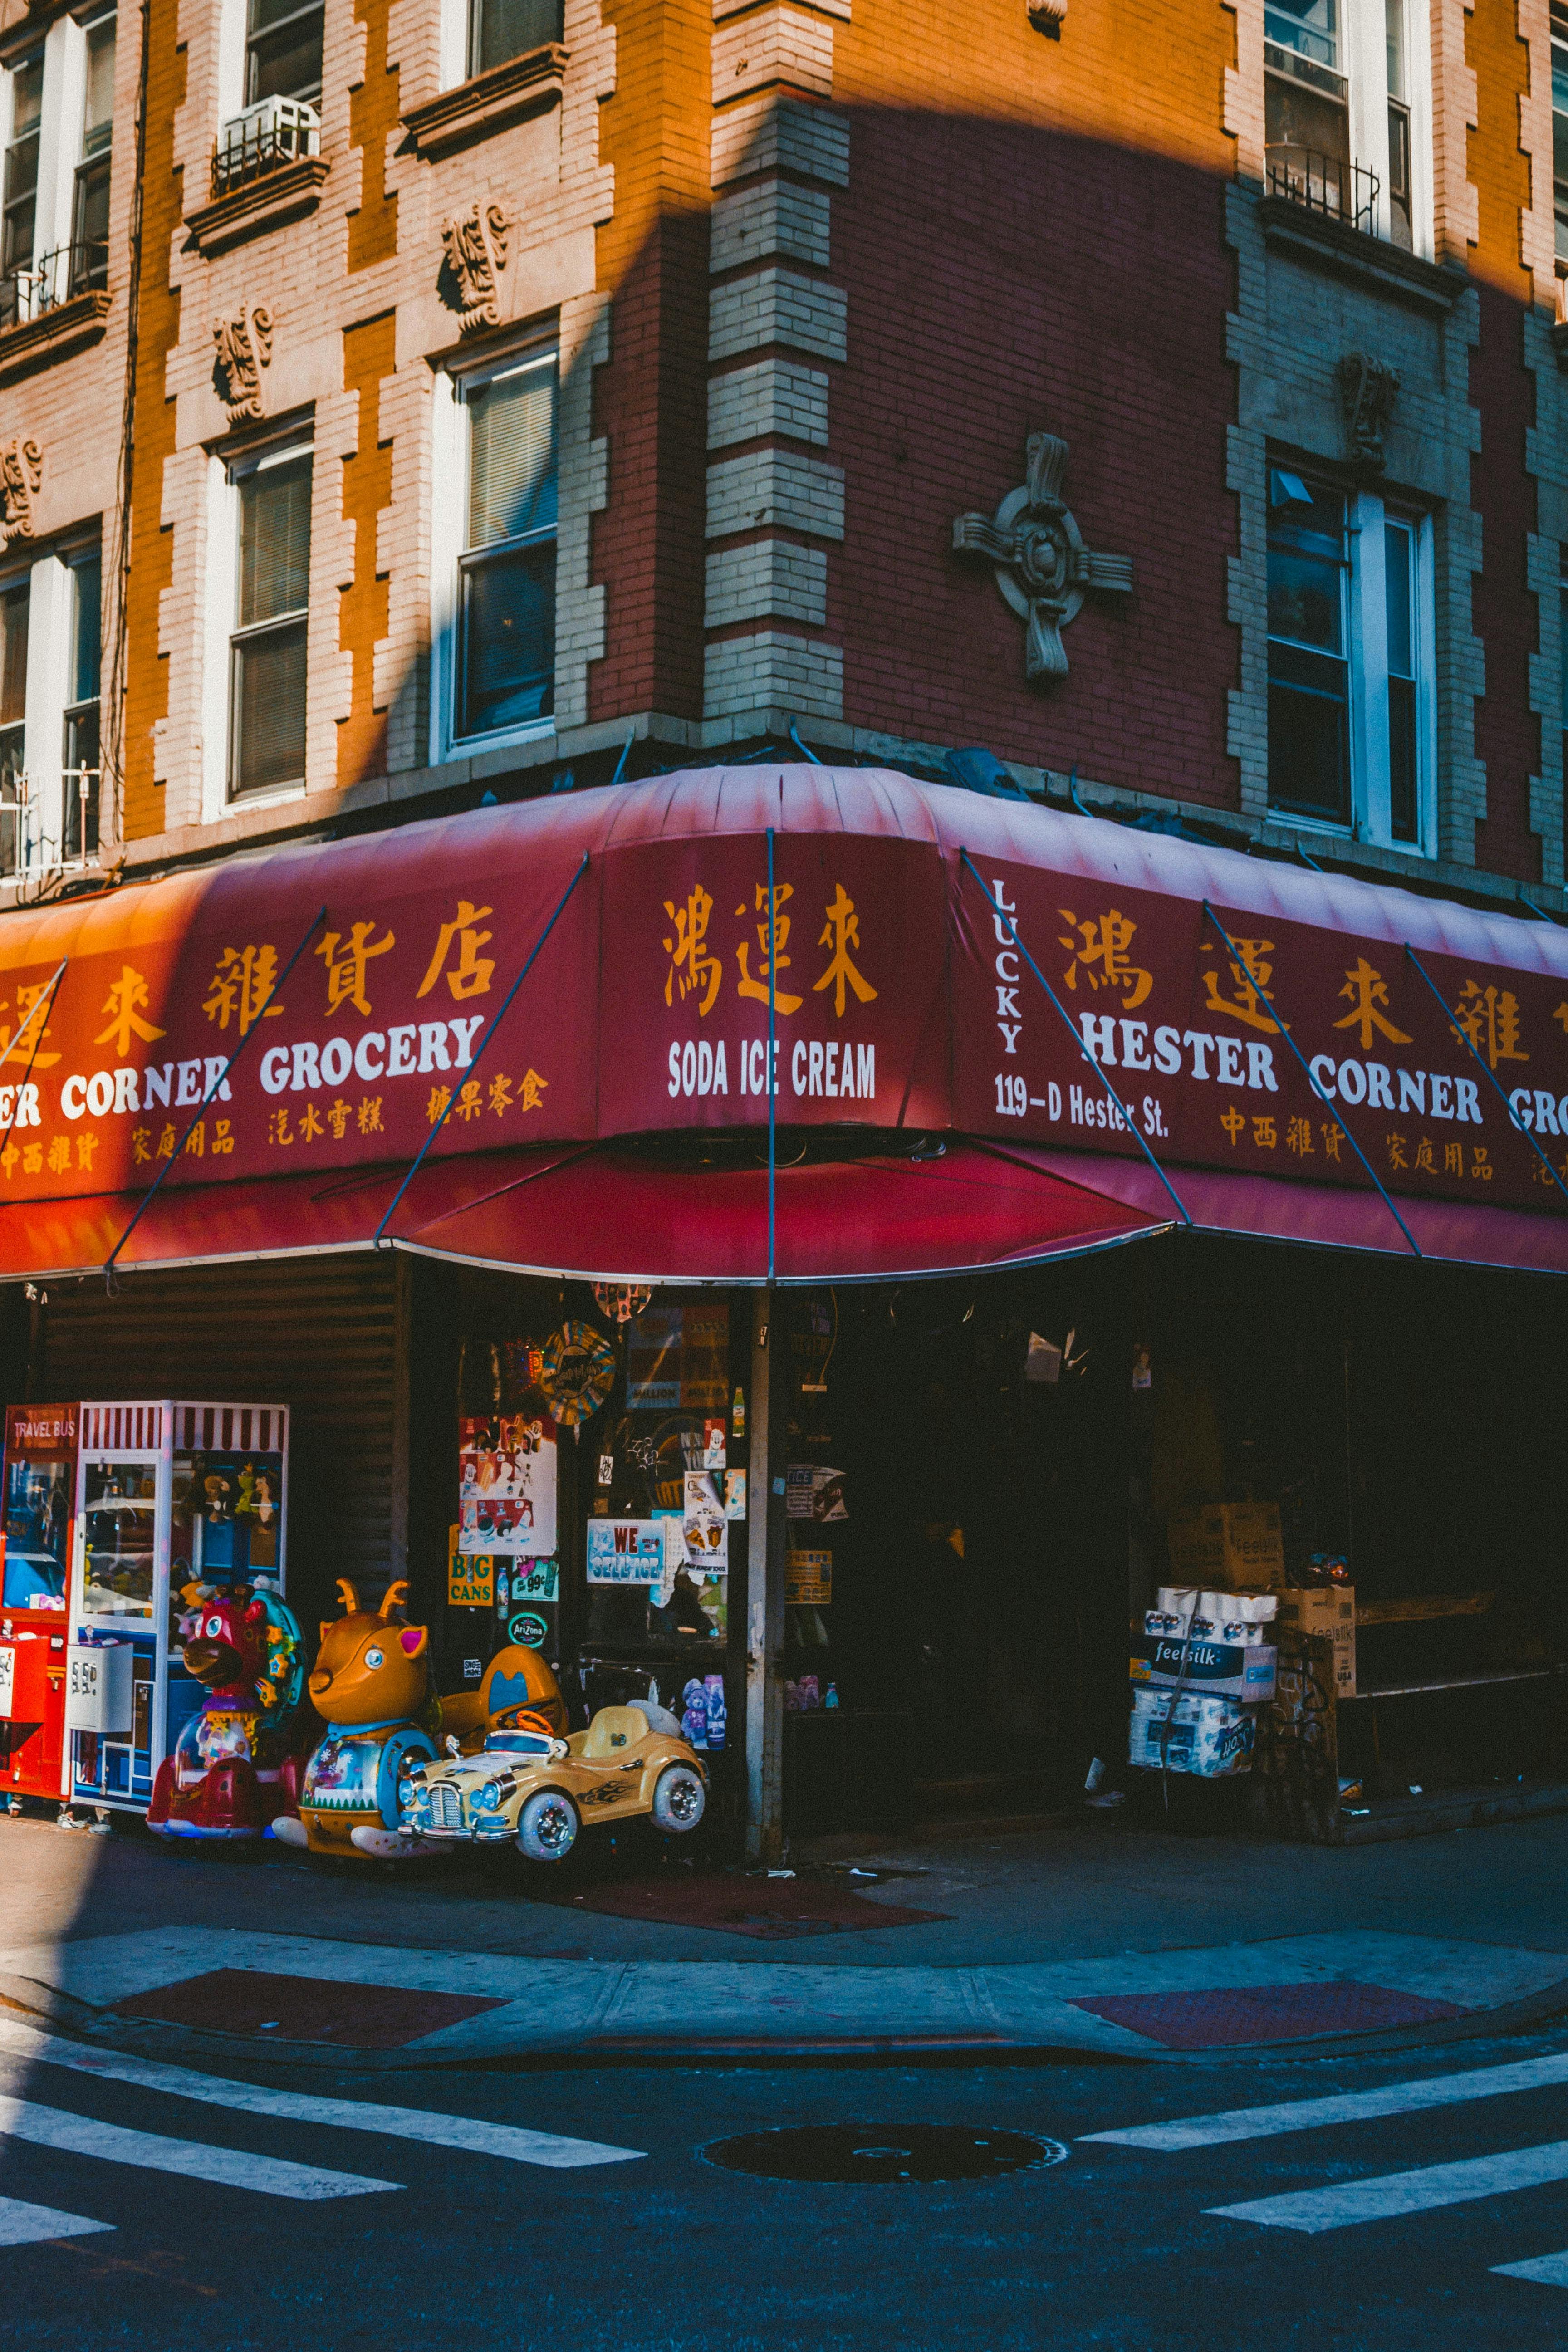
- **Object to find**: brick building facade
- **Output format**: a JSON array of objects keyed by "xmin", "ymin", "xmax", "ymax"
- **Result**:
[{"xmin": 0, "ymin": 0, "xmax": 1563, "ymax": 912}]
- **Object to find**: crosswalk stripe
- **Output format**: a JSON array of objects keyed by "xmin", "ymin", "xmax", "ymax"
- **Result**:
[
  {"xmin": 0, "ymin": 2095, "xmax": 401, "ymax": 2200},
  {"xmin": 0, "ymin": 2021, "xmax": 644, "ymax": 2171},
  {"xmin": 0, "ymin": 2195, "xmax": 113, "ymax": 2247},
  {"xmin": 1492, "ymin": 2250, "xmax": 1568, "ymax": 2288},
  {"xmin": 1209, "ymin": 2138, "xmax": 1568, "ymax": 2233},
  {"xmin": 1080, "ymin": 2052, "xmax": 1568, "ymax": 2151}
]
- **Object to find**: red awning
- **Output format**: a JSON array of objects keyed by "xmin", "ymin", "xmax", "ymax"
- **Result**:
[
  {"xmin": 1034, "ymin": 1151, "xmax": 1568, "ymax": 1277},
  {"xmin": 5, "ymin": 1141, "xmax": 1166, "ymax": 1286}
]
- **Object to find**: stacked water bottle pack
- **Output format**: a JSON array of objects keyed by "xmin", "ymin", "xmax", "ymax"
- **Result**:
[{"xmin": 1128, "ymin": 1586, "xmax": 1279, "ymax": 1778}]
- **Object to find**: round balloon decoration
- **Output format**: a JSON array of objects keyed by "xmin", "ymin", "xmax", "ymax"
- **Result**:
[
  {"xmin": 593, "ymin": 1282, "xmax": 652, "ymax": 1326},
  {"xmin": 539, "ymin": 1320, "xmax": 617, "ymax": 1426}
]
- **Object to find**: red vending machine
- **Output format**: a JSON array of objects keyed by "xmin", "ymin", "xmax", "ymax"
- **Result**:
[{"xmin": 0, "ymin": 1403, "xmax": 77, "ymax": 1812}]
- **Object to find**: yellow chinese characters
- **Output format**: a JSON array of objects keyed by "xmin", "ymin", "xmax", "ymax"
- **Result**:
[
  {"xmin": 1452, "ymin": 980, "xmax": 1527, "ymax": 1072},
  {"xmin": 316, "ymin": 921, "xmax": 395, "ymax": 1018},
  {"xmin": 813, "ymin": 885, "xmax": 877, "ymax": 1019},
  {"xmin": 735, "ymin": 886, "xmax": 803, "ymax": 1014},
  {"xmin": 94, "ymin": 965, "xmax": 165, "ymax": 1058},
  {"xmin": 418, "ymin": 902, "xmax": 494, "ymax": 1002},
  {"xmin": 1332, "ymin": 958, "xmax": 1411, "ymax": 1052},
  {"xmin": 0, "ymin": 980, "xmax": 61, "ymax": 1068},
  {"xmin": 203, "ymin": 946, "xmax": 284, "ymax": 1034},
  {"xmin": 1200, "ymin": 939, "xmax": 1282, "ymax": 1034},
  {"xmin": 663, "ymin": 886, "xmax": 723, "ymax": 1016},
  {"xmin": 1058, "ymin": 908, "xmax": 1152, "ymax": 1011}
]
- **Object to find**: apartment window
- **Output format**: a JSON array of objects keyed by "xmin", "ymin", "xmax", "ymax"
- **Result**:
[
  {"xmin": 1, "ymin": 53, "xmax": 42, "ymax": 279},
  {"xmin": 1385, "ymin": 0, "xmax": 1411, "ymax": 249},
  {"xmin": 1265, "ymin": 0, "xmax": 1422, "ymax": 247},
  {"xmin": 0, "ymin": 578, "xmax": 26, "ymax": 798},
  {"xmin": 456, "ymin": 353, "xmax": 557, "ymax": 739},
  {"xmin": 229, "ymin": 449, "xmax": 311, "ymax": 796},
  {"xmin": 70, "ymin": 16, "xmax": 114, "ymax": 296},
  {"xmin": 245, "ymin": 0, "xmax": 324, "ymax": 106},
  {"xmin": 62, "ymin": 554, "xmax": 100, "ymax": 860},
  {"xmin": 468, "ymin": 0, "xmax": 561, "ymax": 79},
  {"xmin": 1553, "ymin": 3, "xmax": 1568, "ymax": 274},
  {"xmin": 1267, "ymin": 470, "xmax": 1429, "ymax": 848}
]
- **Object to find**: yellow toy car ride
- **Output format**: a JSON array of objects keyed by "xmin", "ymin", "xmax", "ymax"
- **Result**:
[{"xmin": 398, "ymin": 1704, "xmax": 708, "ymax": 1862}]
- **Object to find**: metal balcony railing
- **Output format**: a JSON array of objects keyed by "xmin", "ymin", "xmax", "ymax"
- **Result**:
[
  {"xmin": 0, "ymin": 771, "xmax": 102, "ymax": 883},
  {"xmin": 1266, "ymin": 145, "xmax": 1380, "ymax": 239},
  {"xmin": 211, "ymin": 96, "xmax": 320, "ymax": 201},
  {"xmin": 0, "ymin": 240, "xmax": 109, "ymax": 330}
]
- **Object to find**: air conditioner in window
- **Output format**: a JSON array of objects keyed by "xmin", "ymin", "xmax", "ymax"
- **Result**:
[{"xmin": 214, "ymin": 95, "xmax": 320, "ymax": 193}]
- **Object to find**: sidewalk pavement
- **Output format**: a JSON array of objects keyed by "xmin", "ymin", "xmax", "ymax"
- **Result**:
[{"xmin": 3, "ymin": 1803, "xmax": 1568, "ymax": 2071}]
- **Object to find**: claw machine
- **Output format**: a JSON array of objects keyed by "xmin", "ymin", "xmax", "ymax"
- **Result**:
[
  {"xmin": 0, "ymin": 1404, "xmax": 78, "ymax": 1810},
  {"xmin": 67, "ymin": 1402, "xmax": 289, "ymax": 1816}
]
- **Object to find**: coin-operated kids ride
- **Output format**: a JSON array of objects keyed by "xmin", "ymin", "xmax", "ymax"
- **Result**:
[
  {"xmin": 273, "ymin": 1581, "xmax": 446, "ymax": 1861},
  {"xmin": 400, "ymin": 1702, "xmax": 707, "ymax": 1863},
  {"xmin": 146, "ymin": 1580, "xmax": 311, "ymax": 1839}
]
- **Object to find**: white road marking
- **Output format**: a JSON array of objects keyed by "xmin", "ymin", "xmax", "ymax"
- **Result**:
[
  {"xmin": 0, "ymin": 2095, "xmax": 400, "ymax": 2201},
  {"xmin": 1081, "ymin": 2051, "xmax": 1568, "ymax": 2151},
  {"xmin": 0, "ymin": 2195, "xmax": 113, "ymax": 2247},
  {"xmin": 1210, "ymin": 2139, "xmax": 1568, "ymax": 2234},
  {"xmin": 1493, "ymin": 2250, "xmax": 1568, "ymax": 2288},
  {"xmin": 0, "ymin": 2021, "xmax": 644, "ymax": 2171}
]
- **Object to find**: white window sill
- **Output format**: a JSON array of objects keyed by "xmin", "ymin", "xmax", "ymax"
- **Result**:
[{"xmin": 223, "ymin": 779, "xmax": 306, "ymax": 818}]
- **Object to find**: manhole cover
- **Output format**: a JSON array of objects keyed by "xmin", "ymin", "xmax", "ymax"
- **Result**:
[{"xmin": 702, "ymin": 2125, "xmax": 1068, "ymax": 2184}]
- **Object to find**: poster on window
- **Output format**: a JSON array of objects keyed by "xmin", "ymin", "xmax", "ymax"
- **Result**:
[
  {"xmin": 682, "ymin": 1472, "xmax": 729, "ymax": 1571},
  {"xmin": 586, "ymin": 1519, "xmax": 666, "ymax": 1585},
  {"xmin": 625, "ymin": 1304, "xmax": 731, "ymax": 1412},
  {"xmin": 457, "ymin": 1413, "xmax": 557, "ymax": 1555}
]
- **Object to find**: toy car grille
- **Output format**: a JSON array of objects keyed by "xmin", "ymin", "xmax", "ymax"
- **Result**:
[{"xmin": 430, "ymin": 1784, "xmax": 461, "ymax": 1829}]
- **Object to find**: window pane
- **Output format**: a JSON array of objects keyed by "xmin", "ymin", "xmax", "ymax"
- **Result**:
[
  {"xmin": 0, "ymin": 583, "xmax": 28, "ymax": 728},
  {"xmin": 460, "ymin": 541, "xmax": 555, "ymax": 735},
  {"xmin": 1384, "ymin": 520, "xmax": 1413, "ymax": 679},
  {"xmin": 467, "ymin": 364, "xmax": 558, "ymax": 549},
  {"xmin": 83, "ymin": 19, "xmax": 116, "ymax": 152},
  {"xmin": 71, "ymin": 559, "xmax": 101, "ymax": 707},
  {"xmin": 1388, "ymin": 676, "xmax": 1418, "ymax": 844},
  {"xmin": 471, "ymin": 0, "xmax": 562, "ymax": 75},
  {"xmin": 1385, "ymin": 0, "xmax": 1406, "ymax": 100},
  {"xmin": 10, "ymin": 57, "xmax": 43, "ymax": 144},
  {"xmin": 1268, "ymin": 642, "xmax": 1351, "ymax": 825},
  {"xmin": 246, "ymin": 0, "xmax": 324, "ymax": 102},
  {"xmin": 63, "ymin": 702, "xmax": 99, "ymax": 858},
  {"xmin": 239, "ymin": 457, "xmax": 311, "ymax": 627},
  {"xmin": 232, "ymin": 621, "xmax": 307, "ymax": 792},
  {"xmin": 1265, "ymin": 0, "xmax": 1338, "ymax": 69},
  {"xmin": 72, "ymin": 157, "xmax": 110, "ymax": 282}
]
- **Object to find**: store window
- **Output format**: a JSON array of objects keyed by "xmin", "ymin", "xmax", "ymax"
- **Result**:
[
  {"xmin": 468, "ymin": 0, "xmax": 561, "ymax": 78},
  {"xmin": 63, "ymin": 552, "xmax": 100, "ymax": 861},
  {"xmin": 1, "ymin": 51, "xmax": 42, "ymax": 282},
  {"xmin": 1266, "ymin": 467, "xmax": 1430, "ymax": 849},
  {"xmin": 229, "ymin": 445, "xmax": 312, "ymax": 797},
  {"xmin": 246, "ymin": 0, "xmax": 325, "ymax": 106},
  {"xmin": 455, "ymin": 350, "xmax": 557, "ymax": 740}
]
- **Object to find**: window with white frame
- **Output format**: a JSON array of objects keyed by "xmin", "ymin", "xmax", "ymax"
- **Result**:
[
  {"xmin": 1264, "ymin": 0, "xmax": 1424, "ymax": 252},
  {"xmin": 468, "ymin": 0, "xmax": 560, "ymax": 79},
  {"xmin": 246, "ymin": 0, "xmax": 324, "ymax": 107},
  {"xmin": 229, "ymin": 445, "xmax": 311, "ymax": 797},
  {"xmin": 1, "ymin": 51, "xmax": 42, "ymax": 284},
  {"xmin": 62, "ymin": 551, "xmax": 99, "ymax": 860},
  {"xmin": 71, "ymin": 14, "xmax": 114, "ymax": 297},
  {"xmin": 454, "ymin": 350, "xmax": 557, "ymax": 740},
  {"xmin": 1266, "ymin": 468, "xmax": 1431, "ymax": 850}
]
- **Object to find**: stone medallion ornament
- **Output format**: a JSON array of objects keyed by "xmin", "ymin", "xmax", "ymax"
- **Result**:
[{"xmin": 952, "ymin": 432, "xmax": 1132, "ymax": 682}]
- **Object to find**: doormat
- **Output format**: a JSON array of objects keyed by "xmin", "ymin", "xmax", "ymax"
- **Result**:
[
  {"xmin": 1070, "ymin": 1980, "xmax": 1469, "ymax": 2051},
  {"xmin": 111, "ymin": 1967, "xmax": 509, "ymax": 2049},
  {"xmin": 558, "ymin": 1872, "xmax": 950, "ymax": 1941}
]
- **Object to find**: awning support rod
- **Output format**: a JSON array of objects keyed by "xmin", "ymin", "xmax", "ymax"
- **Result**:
[
  {"xmin": 958, "ymin": 849, "xmax": 1192, "ymax": 1228},
  {"xmin": 1201, "ymin": 899, "xmax": 1421, "ymax": 1259},
  {"xmin": 375, "ymin": 853, "xmax": 591, "ymax": 1248},
  {"xmin": 103, "ymin": 908, "xmax": 329, "ymax": 1284},
  {"xmin": 767, "ymin": 824, "xmax": 778, "ymax": 1284},
  {"xmin": 0, "ymin": 957, "xmax": 66, "ymax": 1163},
  {"xmin": 1402, "ymin": 940, "xmax": 1568, "ymax": 1215}
]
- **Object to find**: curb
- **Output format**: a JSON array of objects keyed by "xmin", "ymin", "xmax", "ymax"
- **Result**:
[{"xmin": 5, "ymin": 1965, "xmax": 1568, "ymax": 2078}]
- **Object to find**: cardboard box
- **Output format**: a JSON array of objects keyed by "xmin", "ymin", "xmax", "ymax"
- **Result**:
[
  {"xmin": 1166, "ymin": 1503, "xmax": 1284, "ymax": 1591},
  {"xmin": 1128, "ymin": 1686, "xmax": 1256, "ymax": 1777},
  {"xmin": 1274, "ymin": 1584, "xmax": 1357, "ymax": 1699},
  {"xmin": 1133, "ymin": 1637, "xmax": 1277, "ymax": 1704}
]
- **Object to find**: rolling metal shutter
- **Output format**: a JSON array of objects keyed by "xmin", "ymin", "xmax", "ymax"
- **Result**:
[{"xmin": 34, "ymin": 1255, "xmax": 401, "ymax": 1629}]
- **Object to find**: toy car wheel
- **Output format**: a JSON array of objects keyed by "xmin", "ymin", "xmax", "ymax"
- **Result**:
[
  {"xmin": 515, "ymin": 1788, "xmax": 580, "ymax": 1863},
  {"xmin": 651, "ymin": 1763, "xmax": 706, "ymax": 1835}
]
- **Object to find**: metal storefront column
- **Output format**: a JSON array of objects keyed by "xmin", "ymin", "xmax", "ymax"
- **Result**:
[{"xmin": 745, "ymin": 1291, "xmax": 789, "ymax": 1862}]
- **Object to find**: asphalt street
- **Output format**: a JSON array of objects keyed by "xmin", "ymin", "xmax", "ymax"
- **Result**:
[{"xmin": 5, "ymin": 2021, "xmax": 1568, "ymax": 2346}]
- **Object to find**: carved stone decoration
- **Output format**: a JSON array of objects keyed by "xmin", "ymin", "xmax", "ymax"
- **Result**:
[
  {"xmin": 1028, "ymin": 0, "xmax": 1066, "ymax": 32},
  {"xmin": 952, "ymin": 432, "xmax": 1133, "ymax": 683},
  {"xmin": 1338, "ymin": 352, "xmax": 1399, "ymax": 473},
  {"xmin": 438, "ymin": 201, "xmax": 513, "ymax": 336},
  {"xmin": 0, "ymin": 438, "xmax": 42, "ymax": 547},
  {"xmin": 212, "ymin": 303, "xmax": 274, "ymax": 422}
]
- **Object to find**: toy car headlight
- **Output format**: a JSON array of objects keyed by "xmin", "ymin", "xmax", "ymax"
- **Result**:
[
  {"xmin": 398, "ymin": 1778, "xmax": 417, "ymax": 1808},
  {"xmin": 478, "ymin": 1771, "xmax": 517, "ymax": 1811}
]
